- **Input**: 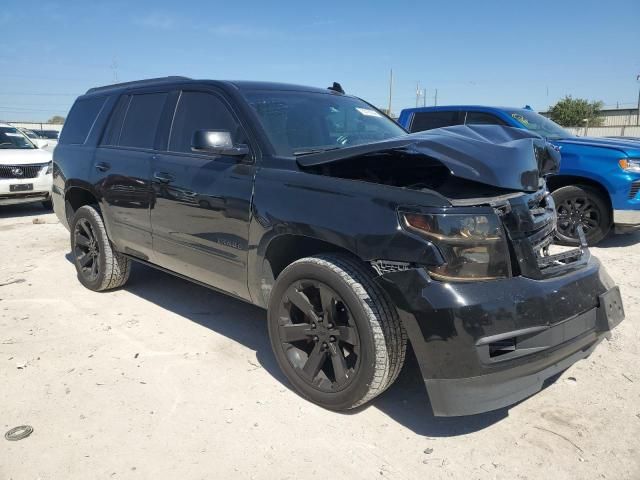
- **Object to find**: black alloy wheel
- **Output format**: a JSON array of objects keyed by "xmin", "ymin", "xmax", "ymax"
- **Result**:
[
  {"xmin": 74, "ymin": 218, "xmax": 101, "ymax": 283},
  {"xmin": 276, "ymin": 280, "xmax": 361, "ymax": 392},
  {"xmin": 267, "ymin": 254, "xmax": 406, "ymax": 410},
  {"xmin": 69, "ymin": 205, "xmax": 131, "ymax": 291},
  {"xmin": 552, "ymin": 185, "xmax": 611, "ymax": 246}
]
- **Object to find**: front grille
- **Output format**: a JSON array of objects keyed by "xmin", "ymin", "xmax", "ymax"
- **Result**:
[
  {"xmin": 499, "ymin": 185, "xmax": 585, "ymax": 278},
  {"xmin": 629, "ymin": 181, "xmax": 640, "ymax": 199},
  {"xmin": 0, "ymin": 164, "xmax": 47, "ymax": 179}
]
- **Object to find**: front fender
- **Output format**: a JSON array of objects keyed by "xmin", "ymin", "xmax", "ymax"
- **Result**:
[{"xmin": 247, "ymin": 167, "xmax": 448, "ymax": 307}]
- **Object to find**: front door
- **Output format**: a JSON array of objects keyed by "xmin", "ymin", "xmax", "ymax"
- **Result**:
[{"xmin": 150, "ymin": 90, "xmax": 255, "ymax": 301}]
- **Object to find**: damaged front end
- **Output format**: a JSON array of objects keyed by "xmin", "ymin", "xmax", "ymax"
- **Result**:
[{"xmin": 298, "ymin": 125, "xmax": 624, "ymax": 416}]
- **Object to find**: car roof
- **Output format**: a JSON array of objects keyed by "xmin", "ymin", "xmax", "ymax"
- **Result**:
[
  {"xmin": 401, "ymin": 105, "xmax": 525, "ymax": 113},
  {"xmin": 83, "ymin": 76, "xmax": 342, "ymax": 98}
]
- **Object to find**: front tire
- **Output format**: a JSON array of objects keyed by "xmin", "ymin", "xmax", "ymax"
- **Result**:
[
  {"xmin": 267, "ymin": 254, "xmax": 406, "ymax": 410},
  {"xmin": 70, "ymin": 205, "xmax": 131, "ymax": 291},
  {"xmin": 552, "ymin": 185, "xmax": 611, "ymax": 246}
]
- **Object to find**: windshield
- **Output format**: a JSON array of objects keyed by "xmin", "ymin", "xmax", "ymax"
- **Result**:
[
  {"xmin": 245, "ymin": 90, "xmax": 407, "ymax": 156},
  {"xmin": 508, "ymin": 110, "xmax": 573, "ymax": 140},
  {"xmin": 0, "ymin": 126, "xmax": 36, "ymax": 149}
]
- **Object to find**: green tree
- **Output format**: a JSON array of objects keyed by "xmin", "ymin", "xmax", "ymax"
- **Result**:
[
  {"xmin": 548, "ymin": 96, "xmax": 603, "ymax": 127},
  {"xmin": 48, "ymin": 115, "xmax": 66, "ymax": 124}
]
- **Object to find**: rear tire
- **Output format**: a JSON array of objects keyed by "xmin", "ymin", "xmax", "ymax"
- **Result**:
[
  {"xmin": 267, "ymin": 253, "xmax": 406, "ymax": 410},
  {"xmin": 552, "ymin": 185, "xmax": 611, "ymax": 246},
  {"xmin": 69, "ymin": 205, "xmax": 131, "ymax": 291}
]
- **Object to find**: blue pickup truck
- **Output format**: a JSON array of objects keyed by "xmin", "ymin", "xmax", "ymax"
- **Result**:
[{"xmin": 397, "ymin": 106, "xmax": 640, "ymax": 245}]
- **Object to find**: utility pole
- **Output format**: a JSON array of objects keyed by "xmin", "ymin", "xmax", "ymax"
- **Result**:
[
  {"xmin": 387, "ymin": 69, "xmax": 393, "ymax": 116},
  {"xmin": 110, "ymin": 57, "xmax": 119, "ymax": 83},
  {"xmin": 434, "ymin": 88, "xmax": 438, "ymax": 106},
  {"xmin": 423, "ymin": 88, "xmax": 427, "ymax": 107},
  {"xmin": 415, "ymin": 81, "xmax": 421, "ymax": 108},
  {"xmin": 636, "ymin": 74, "xmax": 640, "ymax": 126}
]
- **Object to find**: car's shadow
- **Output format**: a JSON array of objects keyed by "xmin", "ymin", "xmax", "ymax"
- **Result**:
[
  {"xmin": 0, "ymin": 203, "xmax": 52, "ymax": 219},
  {"xmin": 66, "ymin": 257, "xmax": 511, "ymax": 436},
  {"xmin": 596, "ymin": 230, "xmax": 640, "ymax": 248}
]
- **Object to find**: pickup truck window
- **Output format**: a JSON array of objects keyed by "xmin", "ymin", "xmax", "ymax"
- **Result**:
[
  {"xmin": 410, "ymin": 111, "xmax": 460, "ymax": 132},
  {"xmin": 508, "ymin": 110, "xmax": 572, "ymax": 140},
  {"xmin": 245, "ymin": 91, "xmax": 405, "ymax": 156},
  {"xmin": 119, "ymin": 93, "xmax": 168, "ymax": 149},
  {"xmin": 169, "ymin": 91, "xmax": 244, "ymax": 154},
  {"xmin": 465, "ymin": 111, "xmax": 506, "ymax": 126}
]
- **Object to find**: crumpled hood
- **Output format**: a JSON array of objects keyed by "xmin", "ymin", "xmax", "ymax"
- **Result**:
[
  {"xmin": 297, "ymin": 125, "xmax": 560, "ymax": 192},
  {"xmin": 556, "ymin": 136, "xmax": 640, "ymax": 156},
  {"xmin": 0, "ymin": 148, "xmax": 52, "ymax": 166}
]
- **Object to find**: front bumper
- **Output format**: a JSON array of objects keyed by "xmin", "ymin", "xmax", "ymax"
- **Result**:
[
  {"xmin": 0, "ymin": 173, "xmax": 52, "ymax": 206},
  {"xmin": 613, "ymin": 209, "xmax": 640, "ymax": 233},
  {"xmin": 375, "ymin": 256, "xmax": 624, "ymax": 416}
]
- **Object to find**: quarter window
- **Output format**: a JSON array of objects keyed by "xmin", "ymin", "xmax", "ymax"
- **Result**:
[
  {"xmin": 119, "ymin": 93, "xmax": 168, "ymax": 149},
  {"xmin": 169, "ymin": 91, "xmax": 243, "ymax": 154},
  {"xmin": 60, "ymin": 96, "xmax": 106, "ymax": 145}
]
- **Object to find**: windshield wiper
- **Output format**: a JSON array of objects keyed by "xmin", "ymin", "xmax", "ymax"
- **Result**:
[{"xmin": 293, "ymin": 146, "xmax": 342, "ymax": 156}]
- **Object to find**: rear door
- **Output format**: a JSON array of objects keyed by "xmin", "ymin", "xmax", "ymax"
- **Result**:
[
  {"xmin": 408, "ymin": 110, "xmax": 462, "ymax": 133},
  {"xmin": 150, "ymin": 89, "xmax": 255, "ymax": 300},
  {"xmin": 92, "ymin": 91, "xmax": 169, "ymax": 260}
]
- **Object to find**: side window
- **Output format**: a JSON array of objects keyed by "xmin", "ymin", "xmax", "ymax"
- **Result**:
[
  {"xmin": 59, "ymin": 96, "xmax": 106, "ymax": 145},
  {"xmin": 169, "ymin": 91, "xmax": 243, "ymax": 154},
  {"xmin": 100, "ymin": 95, "xmax": 130, "ymax": 146},
  {"xmin": 410, "ymin": 111, "xmax": 459, "ymax": 132},
  {"xmin": 465, "ymin": 111, "xmax": 506, "ymax": 126},
  {"xmin": 119, "ymin": 93, "xmax": 168, "ymax": 149}
]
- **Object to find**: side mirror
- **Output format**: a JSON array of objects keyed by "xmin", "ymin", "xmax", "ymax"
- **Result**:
[
  {"xmin": 34, "ymin": 139, "xmax": 49, "ymax": 149},
  {"xmin": 191, "ymin": 130, "xmax": 249, "ymax": 157}
]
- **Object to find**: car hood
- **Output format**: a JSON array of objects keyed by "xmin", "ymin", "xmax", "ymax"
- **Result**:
[
  {"xmin": 0, "ymin": 148, "xmax": 52, "ymax": 165},
  {"xmin": 555, "ymin": 136, "xmax": 640, "ymax": 156},
  {"xmin": 297, "ymin": 125, "xmax": 560, "ymax": 192}
]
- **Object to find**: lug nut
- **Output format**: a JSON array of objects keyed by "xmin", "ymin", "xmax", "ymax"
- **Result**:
[
  {"xmin": 327, "ymin": 323, "xmax": 334, "ymax": 329},
  {"xmin": 313, "ymin": 336, "xmax": 319, "ymax": 342},
  {"xmin": 311, "ymin": 323, "xmax": 316, "ymax": 329},
  {"xmin": 330, "ymin": 336, "xmax": 336, "ymax": 342}
]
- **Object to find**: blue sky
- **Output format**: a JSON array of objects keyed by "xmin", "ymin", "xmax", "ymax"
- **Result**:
[{"xmin": 1, "ymin": 0, "xmax": 639, "ymax": 121}]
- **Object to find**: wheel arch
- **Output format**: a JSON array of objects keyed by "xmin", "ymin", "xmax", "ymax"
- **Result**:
[
  {"xmin": 546, "ymin": 175, "xmax": 612, "ymax": 212},
  {"xmin": 254, "ymin": 233, "xmax": 362, "ymax": 308},
  {"xmin": 64, "ymin": 184, "xmax": 100, "ymax": 223}
]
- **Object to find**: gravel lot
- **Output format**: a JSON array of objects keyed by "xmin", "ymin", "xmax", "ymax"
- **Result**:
[{"xmin": 1, "ymin": 203, "xmax": 639, "ymax": 480}]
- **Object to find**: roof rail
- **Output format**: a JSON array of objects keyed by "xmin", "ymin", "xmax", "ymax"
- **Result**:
[{"xmin": 85, "ymin": 76, "xmax": 191, "ymax": 94}]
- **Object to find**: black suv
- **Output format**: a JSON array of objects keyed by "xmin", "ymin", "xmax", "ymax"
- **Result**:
[{"xmin": 52, "ymin": 77, "xmax": 624, "ymax": 416}]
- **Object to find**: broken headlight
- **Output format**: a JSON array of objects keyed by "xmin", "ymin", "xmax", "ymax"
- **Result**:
[{"xmin": 402, "ymin": 212, "xmax": 511, "ymax": 281}]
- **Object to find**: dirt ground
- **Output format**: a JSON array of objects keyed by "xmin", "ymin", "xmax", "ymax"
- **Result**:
[{"xmin": 1, "ymin": 203, "xmax": 639, "ymax": 480}]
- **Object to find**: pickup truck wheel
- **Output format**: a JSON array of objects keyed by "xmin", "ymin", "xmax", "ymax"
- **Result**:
[
  {"xmin": 70, "ymin": 205, "xmax": 131, "ymax": 291},
  {"xmin": 552, "ymin": 185, "xmax": 611, "ymax": 246},
  {"xmin": 267, "ymin": 254, "xmax": 406, "ymax": 410}
]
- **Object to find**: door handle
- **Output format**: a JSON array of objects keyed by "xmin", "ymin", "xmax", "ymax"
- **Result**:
[
  {"xmin": 154, "ymin": 172, "xmax": 174, "ymax": 184},
  {"xmin": 95, "ymin": 162, "xmax": 111, "ymax": 172}
]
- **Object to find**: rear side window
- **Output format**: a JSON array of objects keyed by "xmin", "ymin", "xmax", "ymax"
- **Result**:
[
  {"xmin": 169, "ymin": 91, "xmax": 243, "ymax": 154},
  {"xmin": 60, "ymin": 96, "xmax": 106, "ymax": 144},
  {"xmin": 119, "ymin": 93, "xmax": 168, "ymax": 149},
  {"xmin": 409, "ymin": 111, "xmax": 459, "ymax": 132},
  {"xmin": 465, "ymin": 111, "xmax": 506, "ymax": 126},
  {"xmin": 100, "ymin": 95, "xmax": 130, "ymax": 146}
]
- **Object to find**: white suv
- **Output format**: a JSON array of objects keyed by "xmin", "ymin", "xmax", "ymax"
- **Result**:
[{"xmin": 0, "ymin": 123, "xmax": 53, "ymax": 208}]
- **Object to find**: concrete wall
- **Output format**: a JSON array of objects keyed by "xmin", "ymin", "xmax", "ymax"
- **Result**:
[
  {"xmin": 565, "ymin": 125, "xmax": 640, "ymax": 138},
  {"xmin": 7, "ymin": 122, "xmax": 63, "ymax": 132}
]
